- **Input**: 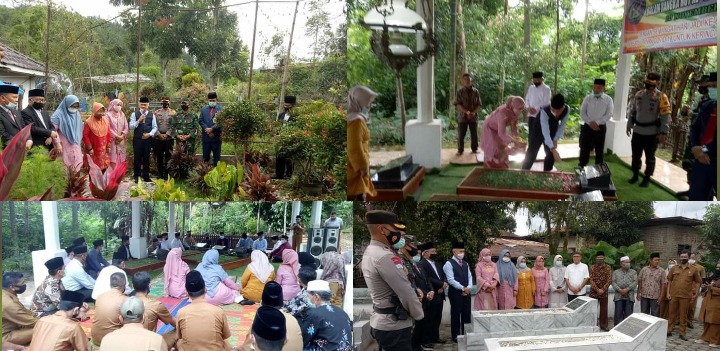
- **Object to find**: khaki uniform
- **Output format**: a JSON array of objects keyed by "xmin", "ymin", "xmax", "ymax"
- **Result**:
[
  {"xmin": 688, "ymin": 263, "xmax": 706, "ymax": 323},
  {"xmin": 28, "ymin": 312, "xmax": 90, "ymax": 351},
  {"xmin": 176, "ymin": 299, "xmax": 231, "ymax": 351},
  {"xmin": 154, "ymin": 108, "xmax": 176, "ymax": 138},
  {"xmin": 136, "ymin": 293, "xmax": 177, "ymax": 348},
  {"xmin": 99, "ymin": 323, "xmax": 168, "ymax": 351},
  {"xmin": 667, "ymin": 263, "xmax": 702, "ymax": 336},
  {"xmin": 282, "ymin": 310, "xmax": 303, "ymax": 351},
  {"xmin": 1, "ymin": 289, "xmax": 38, "ymax": 345},
  {"xmin": 91, "ymin": 289, "xmax": 127, "ymax": 346},
  {"xmin": 361, "ymin": 240, "xmax": 423, "ymax": 331}
]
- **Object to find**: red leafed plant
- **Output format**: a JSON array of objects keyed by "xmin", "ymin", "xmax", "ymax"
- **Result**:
[
  {"xmin": 240, "ymin": 163, "xmax": 281, "ymax": 201},
  {"xmin": 87, "ymin": 155, "xmax": 128, "ymax": 200},
  {"xmin": 0, "ymin": 125, "xmax": 32, "ymax": 200}
]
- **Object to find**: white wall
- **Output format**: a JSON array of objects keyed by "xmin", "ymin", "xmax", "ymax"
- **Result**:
[{"xmin": 0, "ymin": 73, "xmax": 39, "ymax": 108}]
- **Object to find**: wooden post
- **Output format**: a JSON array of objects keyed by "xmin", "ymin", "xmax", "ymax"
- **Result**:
[
  {"xmin": 449, "ymin": 0, "xmax": 457, "ymax": 117},
  {"xmin": 136, "ymin": 0, "xmax": 142, "ymax": 104},
  {"xmin": 279, "ymin": 0, "xmax": 300, "ymax": 113},
  {"xmin": 247, "ymin": 0, "xmax": 260, "ymax": 99}
]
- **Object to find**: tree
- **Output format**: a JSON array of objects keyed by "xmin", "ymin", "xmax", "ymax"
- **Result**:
[
  {"xmin": 700, "ymin": 204, "xmax": 720, "ymax": 264},
  {"xmin": 305, "ymin": 0, "xmax": 332, "ymax": 61}
]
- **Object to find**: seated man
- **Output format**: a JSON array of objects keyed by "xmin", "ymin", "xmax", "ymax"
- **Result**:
[
  {"xmin": 147, "ymin": 238, "xmax": 160, "ymax": 256},
  {"xmin": 63, "ymin": 245, "xmax": 75, "ymax": 266},
  {"xmin": 215, "ymin": 232, "xmax": 230, "ymax": 253},
  {"xmin": 170, "ymin": 232, "xmax": 185, "ymax": 251},
  {"xmin": 87, "ymin": 239, "xmax": 110, "ymax": 279},
  {"xmin": 297, "ymin": 280, "xmax": 353, "ymax": 350},
  {"xmin": 132, "ymin": 271, "xmax": 177, "ymax": 348},
  {"xmin": 244, "ymin": 306, "xmax": 287, "ymax": 351},
  {"xmin": 235, "ymin": 233, "xmax": 253, "ymax": 258},
  {"xmin": 91, "ymin": 273, "xmax": 128, "ymax": 346},
  {"xmin": 61, "ymin": 245, "xmax": 96, "ymax": 302},
  {"xmin": 100, "ymin": 297, "xmax": 168, "ymax": 351},
  {"xmin": 253, "ymin": 232, "xmax": 268, "ymax": 252},
  {"xmin": 182, "ymin": 231, "xmax": 195, "ymax": 250},
  {"xmin": 28, "ymin": 290, "xmax": 90, "ymax": 351},
  {"xmin": 157, "ymin": 233, "xmax": 171, "ymax": 260},
  {"xmin": 2, "ymin": 272, "xmax": 37, "ymax": 346},
  {"xmin": 176, "ymin": 270, "xmax": 232, "ymax": 350},
  {"xmin": 269, "ymin": 235, "xmax": 281, "ymax": 253},
  {"xmin": 30, "ymin": 257, "xmax": 66, "ymax": 318},
  {"xmin": 92, "ymin": 252, "xmax": 132, "ymax": 300},
  {"xmin": 269, "ymin": 235, "xmax": 292, "ymax": 262},
  {"xmin": 261, "ymin": 282, "xmax": 303, "ymax": 351},
  {"xmin": 115, "ymin": 235, "xmax": 135, "ymax": 261}
]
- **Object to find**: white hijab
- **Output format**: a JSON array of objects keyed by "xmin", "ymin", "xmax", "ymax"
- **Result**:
[{"xmin": 249, "ymin": 250, "xmax": 274, "ymax": 283}]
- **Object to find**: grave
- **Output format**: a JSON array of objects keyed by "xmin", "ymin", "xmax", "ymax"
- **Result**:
[
  {"xmin": 458, "ymin": 296, "xmax": 599, "ymax": 351},
  {"xmin": 484, "ymin": 313, "xmax": 667, "ymax": 351},
  {"xmin": 367, "ymin": 155, "xmax": 425, "ymax": 201}
]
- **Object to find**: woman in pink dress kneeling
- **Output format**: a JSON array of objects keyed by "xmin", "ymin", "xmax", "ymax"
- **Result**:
[
  {"xmin": 480, "ymin": 96, "xmax": 527, "ymax": 168},
  {"xmin": 196, "ymin": 249, "xmax": 241, "ymax": 305},
  {"xmin": 474, "ymin": 248, "xmax": 499, "ymax": 310},
  {"xmin": 164, "ymin": 248, "xmax": 190, "ymax": 298}
]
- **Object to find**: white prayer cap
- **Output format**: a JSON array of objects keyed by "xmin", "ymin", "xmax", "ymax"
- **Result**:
[
  {"xmin": 620, "ymin": 256, "xmax": 630, "ymax": 262},
  {"xmin": 306, "ymin": 280, "xmax": 331, "ymax": 292}
]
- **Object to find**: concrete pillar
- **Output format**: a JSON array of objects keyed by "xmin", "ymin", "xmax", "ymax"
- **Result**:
[
  {"xmin": 32, "ymin": 202, "xmax": 65, "ymax": 287},
  {"xmin": 168, "ymin": 202, "xmax": 176, "ymax": 235},
  {"xmin": 291, "ymin": 201, "xmax": 301, "ymax": 219},
  {"xmin": 607, "ymin": 48, "xmax": 633, "ymax": 157},
  {"xmin": 311, "ymin": 201, "xmax": 323, "ymax": 228},
  {"xmin": 130, "ymin": 201, "xmax": 147, "ymax": 259},
  {"xmin": 405, "ymin": 0, "xmax": 442, "ymax": 169},
  {"xmin": 344, "ymin": 264, "xmax": 353, "ymax": 319}
]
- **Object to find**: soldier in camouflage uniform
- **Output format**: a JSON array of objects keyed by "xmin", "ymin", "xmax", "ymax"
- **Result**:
[
  {"xmin": 172, "ymin": 100, "xmax": 198, "ymax": 154},
  {"xmin": 626, "ymin": 72, "xmax": 671, "ymax": 187},
  {"xmin": 362, "ymin": 211, "xmax": 424, "ymax": 351}
]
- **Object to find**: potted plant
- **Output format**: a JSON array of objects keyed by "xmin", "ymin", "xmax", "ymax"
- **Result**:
[{"xmin": 215, "ymin": 99, "xmax": 267, "ymax": 166}]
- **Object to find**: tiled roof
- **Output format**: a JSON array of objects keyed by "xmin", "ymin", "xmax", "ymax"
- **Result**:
[
  {"xmin": 489, "ymin": 237, "xmax": 550, "ymax": 258},
  {"xmin": 0, "ymin": 42, "xmax": 52, "ymax": 75}
]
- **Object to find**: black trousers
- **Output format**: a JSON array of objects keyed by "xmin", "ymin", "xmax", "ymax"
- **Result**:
[
  {"xmin": 153, "ymin": 138, "xmax": 174, "ymax": 178},
  {"xmin": 630, "ymin": 133, "xmax": 658, "ymax": 176},
  {"xmin": 579, "ymin": 124, "xmax": 607, "ymax": 167},
  {"xmin": 448, "ymin": 289, "xmax": 471, "ymax": 341},
  {"xmin": 521, "ymin": 127, "xmax": 555, "ymax": 171},
  {"xmin": 275, "ymin": 153, "xmax": 293, "ymax": 179},
  {"xmin": 133, "ymin": 138, "xmax": 152, "ymax": 180},
  {"xmin": 457, "ymin": 121, "xmax": 478, "ymax": 153},
  {"xmin": 202, "ymin": 141, "xmax": 222, "ymax": 166},
  {"xmin": 423, "ymin": 300, "xmax": 443, "ymax": 344},
  {"xmin": 371, "ymin": 326, "xmax": 413, "ymax": 351}
]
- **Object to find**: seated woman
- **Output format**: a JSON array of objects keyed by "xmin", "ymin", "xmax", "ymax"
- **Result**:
[
  {"xmin": 241, "ymin": 250, "xmax": 276, "ymax": 303},
  {"xmin": 163, "ymin": 248, "xmax": 190, "ymax": 298},
  {"xmin": 196, "ymin": 249, "xmax": 240, "ymax": 305},
  {"xmin": 276, "ymin": 250, "xmax": 301, "ymax": 302}
]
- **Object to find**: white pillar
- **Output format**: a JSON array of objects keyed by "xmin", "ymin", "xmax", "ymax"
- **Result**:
[
  {"xmin": 405, "ymin": 0, "xmax": 443, "ymax": 169},
  {"xmin": 130, "ymin": 201, "xmax": 147, "ymax": 258},
  {"xmin": 291, "ymin": 201, "xmax": 301, "ymax": 219},
  {"xmin": 607, "ymin": 45, "xmax": 633, "ymax": 157},
  {"xmin": 168, "ymin": 202, "xmax": 176, "ymax": 235},
  {"xmin": 32, "ymin": 202, "xmax": 65, "ymax": 288},
  {"xmin": 343, "ymin": 264, "xmax": 353, "ymax": 319},
  {"xmin": 311, "ymin": 201, "xmax": 323, "ymax": 228}
]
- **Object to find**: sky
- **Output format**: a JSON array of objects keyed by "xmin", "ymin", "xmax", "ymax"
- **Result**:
[
  {"xmin": 1, "ymin": 0, "xmax": 344, "ymax": 69},
  {"xmin": 512, "ymin": 201, "xmax": 717, "ymax": 236}
]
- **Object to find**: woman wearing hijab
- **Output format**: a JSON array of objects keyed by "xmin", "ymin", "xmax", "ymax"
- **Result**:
[
  {"xmin": 473, "ymin": 248, "xmax": 499, "ymax": 310},
  {"xmin": 276, "ymin": 249, "xmax": 301, "ymax": 301},
  {"xmin": 163, "ymin": 248, "xmax": 190, "ymax": 298},
  {"xmin": 298, "ymin": 251, "xmax": 317, "ymax": 270},
  {"xmin": 548, "ymin": 255, "xmax": 568, "ymax": 308},
  {"xmin": 107, "ymin": 99, "xmax": 128, "ymax": 167},
  {"xmin": 347, "ymin": 85, "xmax": 379, "ymax": 201},
  {"xmin": 241, "ymin": 250, "xmax": 276, "ymax": 302},
  {"xmin": 196, "ymin": 249, "xmax": 240, "ymax": 305},
  {"xmin": 320, "ymin": 250, "xmax": 347, "ymax": 308},
  {"xmin": 660, "ymin": 259, "xmax": 677, "ymax": 319},
  {"xmin": 82, "ymin": 102, "xmax": 112, "ymax": 170},
  {"xmin": 515, "ymin": 256, "xmax": 536, "ymax": 309},
  {"xmin": 531, "ymin": 256, "xmax": 551, "ymax": 308},
  {"xmin": 51, "ymin": 95, "xmax": 84, "ymax": 170},
  {"xmin": 480, "ymin": 96, "xmax": 527, "ymax": 168},
  {"xmin": 496, "ymin": 249, "xmax": 518, "ymax": 310},
  {"xmin": 696, "ymin": 262, "xmax": 720, "ymax": 347}
]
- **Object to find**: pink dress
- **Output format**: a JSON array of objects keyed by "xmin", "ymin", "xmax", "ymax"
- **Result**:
[
  {"xmin": 54, "ymin": 127, "xmax": 83, "ymax": 170},
  {"xmin": 205, "ymin": 278, "xmax": 240, "ymax": 305},
  {"xmin": 163, "ymin": 248, "xmax": 190, "ymax": 298},
  {"xmin": 496, "ymin": 276, "xmax": 518, "ymax": 310},
  {"xmin": 474, "ymin": 261, "xmax": 499, "ymax": 310},
  {"xmin": 107, "ymin": 111, "xmax": 128, "ymax": 165},
  {"xmin": 532, "ymin": 267, "xmax": 551, "ymax": 307},
  {"xmin": 480, "ymin": 105, "xmax": 519, "ymax": 168},
  {"xmin": 276, "ymin": 264, "xmax": 301, "ymax": 301}
]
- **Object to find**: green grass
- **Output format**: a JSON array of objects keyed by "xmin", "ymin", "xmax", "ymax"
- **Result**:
[{"xmin": 124, "ymin": 257, "xmax": 161, "ymax": 268}]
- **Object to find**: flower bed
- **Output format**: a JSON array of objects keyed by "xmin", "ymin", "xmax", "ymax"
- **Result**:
[{"xmin": 457, "ymin": 167, "xmax": 579, "ymax": 200}]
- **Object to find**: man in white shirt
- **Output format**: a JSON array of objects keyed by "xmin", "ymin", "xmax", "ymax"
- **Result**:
[
  {"xmin": 564, "ymin": 251, "xmax": 590, "ymax": 302},
  {"xmin": 525, "ymin": 71, "xmax": 552, "ymax": 135},
  {"xmin": 324, "ymin": 212, "xmax": 343, "ymax": 230},
  {"xmin": 159, "ymin": 233, "xmax": 171, "ymax": 251},
  {"xmin": 170, "ymin": 232, "xmax": 184, "ymax": 251},
  {"xmin": 92, "ymin": 252, "xmax": 133, "ymax": 300},
  {"xmin": 442, "ymin": 241, "xmax": 472, "ymax": 343},
  {"xmin": 61, "ymin": 245, "xmax": 96, "ymax": 302},
  {"xmin": 579, "ymin": 78, "xmax": 614, "ymax": 167}
]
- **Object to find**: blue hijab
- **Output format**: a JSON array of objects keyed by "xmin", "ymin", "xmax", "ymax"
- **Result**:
[
  {"xmin": 51, "ymin": 95, "xmax": 83, "ymax": 145},
  {"xmin": 195, "ymin": 249, "xmax": 229, "ymax": 297},
  {"xmin": 497, "ymin": 248, "xmax": 518, "ymax": 288}
]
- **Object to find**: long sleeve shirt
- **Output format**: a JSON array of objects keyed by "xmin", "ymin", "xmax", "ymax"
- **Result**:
[
  {"xmin": 580, "ymin": 93, "xmax": 614, "ymax": 125},
  {"xmin": 253, "ymin": 238, "xmax": 268, "ymax": 251},
  {"xmin": 235, "ymin": 238, "xmax": 253, "ymax": 251},
  {"xmin": 525, "ymin": 83, "xmax": 552, "ymax": 117},
  {"xmin": 540, "ymin": 106, "xmax": 571, "ymax": 148},
  {"xmin": 61, "ymin": 258, "xmax": 96, "ymax": 291},
  {"xmin": 442, "ymin": 257, "xmax": 472, "ymax": 290},
  {"xmin": 611, "ymin": 268, "xmax": 638, "ymax": 301},
  {"xmin": 87, "ymin": 249, "xmax": 109, "ymax": 273},
  {"xmin": 129, "ymin": 110, "xmax": 158, "ymax": 136}
]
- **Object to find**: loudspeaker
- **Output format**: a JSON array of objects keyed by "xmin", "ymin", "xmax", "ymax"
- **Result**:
[
  {"xmin": 308, "ymin": 228, "xmax": 325, "ymax": 259},
  {"xmin": 324, "ymin": 228, "xmax": 339, "ymax": 252}
]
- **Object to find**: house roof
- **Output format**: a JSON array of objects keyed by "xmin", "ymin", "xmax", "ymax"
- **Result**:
[
  {"xmin": 489, "ymin": 237, "xmax": 550, "ymax": 258},
  {"xmin": 0, "ymin": 42, "xmax": 54, "ymax": 76},
  {"xmin": 640, "ymin": 216, "xmax": 703, "ymax": 228},
  {"xmin": 78, "ymin": 73, "xmax": 152, "ymax": 85}
]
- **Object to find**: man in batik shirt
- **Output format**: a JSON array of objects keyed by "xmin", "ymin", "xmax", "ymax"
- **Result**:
[{"xmin": 30, "ymin": 257, "xmax": 65, "ymax": 318}]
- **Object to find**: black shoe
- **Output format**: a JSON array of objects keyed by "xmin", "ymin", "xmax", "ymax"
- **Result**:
[
  {"xmin": 687, "ymin": 323, "xmax": 694, "ymax": 329},
  {"xmin": 452, "ymin": 339, "xmax": 458, "ymax": 344},
  {"xmin": 629, "ymin": 173, "xmax": 639, "ymax": 184},
  {"xmin": 134, "ymin": 177, "xmax": 139, "ymax": 183},
  {"xmin": 680, "ymin": 335, "xmax": 689, "ymax": 341},
  {"xmin": 471, "ymin": 150, "xmax": 478, "ymax": 154},
  {"xmin": 456, "ymin": 151, "xmax": 463, "ymax": 156},
  {"xmin": 143, "ymin": 177, "xmax": 152, "ymax": 182},
  {"xmin": 640, "ymin": 176, "xmax": 650, "ymax": 187},
  {"xmin": 667, "ymin": 333, "xmax": 672, "ymax": 337}
]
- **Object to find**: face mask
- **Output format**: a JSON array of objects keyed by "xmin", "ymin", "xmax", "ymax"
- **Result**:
[
  {"xmin": 502, "ymin": 257, "xmax": 511, "ymax": 263},
  {"xmin": 688, "ymin": 259, "xmax": 696, "ymax": 265},
  {"xmin": 518, "ymin": 263, "xmax": 527, "ymax": 269},
  {"xmin": 698, "ymin": 87, "xmax": 709, "ymax": 95},
  {"xmin": 596, "ymin": 259, "xmax": 604, "ymax": 264},
  {"xmin": 681, "ymin": 259, "xmax": 689, "ymax": 265},
  {"xmin": 622, "ymin": 262, "xmax": 630, "ymax": 268},
  {"xmin": 68, "ymin": 107, "xmax": 78, "ymax": 113},
  {"xmin": 181, "ymin": 105, "xmax": 189, "ymax": 111},
  {"xmin": 644, "ymin": 83, "xmax": 656, "ymax": 90},
  {"xmin": 162, "ymin": 102, "xmax": 169, "ymax": 108},
  {"xmin": 6, "ymin": 102, "xmax": 17, "ymax": 110},
  {"xmin": 408, "ymin": 248, "xmax": 418, "ymax": 257},
  {"xmin": 429, "ymin": 254, "xmax": 437, "ymax": 261},
  {"xmin": 219, "ymin": 236, "xmax": 225, "ymax": 239},
  {"xmin": 412, "ymin": 256, "xmax": 421, "ymax": 263},
  {"xmin": 209, "ymin": 102, "xmax": 217, "ymax": 107},
  {"xmin": 483, "ymin": 256, "xmax": 491, "ymax": 262},
  {"xmin": 456, "ymin": 253, "xmax": 465, "ymax": 261},
  {"xmin": 114, "ymin": 106, "xmax": 122, "ymax": 112},
  {"xmin": 362, "ymin": 107, "xmax": 369, "ymax": 115},
  {"xmin": 385, "ymin": 229, "xmax": 402, "ymax": 246},
  {"xmin": 555, "ymin": 261, "xmax": 563, "ymax": 267},
  {"xmin": 592, "ymin": 92, "xmax": 602, "ymax": 97},
  {"xmin": 32, "ymin": 102, "xmax": 44, "ymax": 110},
  {"xmin": 708, "ymin": 87, "xmax": 717, "ymax": 100},
  {"xmin": 534, "ymin": 82, "xmax": 541, "ymax": 87},
  {"xmin": 96, "ymin": 112, "xmax": 105, "ymax": 117},
  {"xmin": 15, "ymin": 284, "xmax": 27, "ymax": 294},
  {"xmin": 392, "ymin": 238, "xmax": 406, "ymax": 250}
]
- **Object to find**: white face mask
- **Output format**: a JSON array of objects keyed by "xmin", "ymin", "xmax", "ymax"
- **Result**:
[
  {"xmin": 456, "ymin": 253, "xmax": 465, "ymax": 260},
  {"xmin": 68, "ymin": 107, "xmax": 78, "ymax": 113},
  {"xmin": 502, "ymin": 257, "xmax": 511, "ymax": 263},
  {"xmin": 114, "ymin": 106, "xmax": 122, "ymax": 112},
  {"xmin": 688, "ymin": 259, "xmax": 696, "ymax": 265}
]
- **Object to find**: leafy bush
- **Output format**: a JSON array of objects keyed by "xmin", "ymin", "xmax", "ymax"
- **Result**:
[
  {"xmin": 11, "ymin": 147, "xmax": 66, "ymax": 200},
  {"xmin": 215, "ymin": 99, "xmax": 267, "ymax": 159},
  {"xmin": 240, "ymin": 163, "xmax": 280, "ymax": 201},
  {"xmin": 203, "ymin": 161, "xmax": 246, "ymax": 201},
  {"xmin": 130, "ymin": 178, "xmax": 189, "ymax": 201},
  {"xmin": 139, "ymin": 81, "xmax": 166, "ymax": 101},
  {"xmin": 88, "ymin": 159, "xmax": 127, "ymax": 200},
  {"xmin": 167, "ymin": 145, "xmax": 200, "ymax": 180},
  {"xmin": 182, "ymin": 72, "xmax": 204, "ymax": 87},
  {"xmin": 175, "ymin": 83, "xmax": 211, "ymax": 113},
  {"xmin": 140, "ymin": 66, "xmax": 162, "ymax": 82},
  {"xmin": 0, "ymin": 125, "xmax": 32, "ymax": 200},
  {"xmin": 64, "ymin": 164, "xmax": 88, "ymax": 198}
]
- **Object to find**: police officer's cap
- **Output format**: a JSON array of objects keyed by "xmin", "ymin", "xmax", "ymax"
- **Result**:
[{"xmin": 365, "ymin": 210, "xmax": 405, "ymax": 230}]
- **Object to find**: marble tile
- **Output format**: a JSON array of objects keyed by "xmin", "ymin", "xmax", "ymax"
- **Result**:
[
  {"xmin": 470, "ymin": 296, "xmax": 598, "ymax": 333},
  {"xmin": 466, "ymin": 326, "xmax": 599, "ymax": 351}
]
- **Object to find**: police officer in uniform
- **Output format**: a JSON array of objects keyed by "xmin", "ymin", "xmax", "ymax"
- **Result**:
[
  {"xmin": 626, "ymin": 72, "xmax": 671, "ymax": 187},
  {"xmin": 362, "ymin": 210, "xmax": 424, "ymax": 351},
  {"xmin": 397, "ymin": 236, "xmax": 432, "ymax": 351}
]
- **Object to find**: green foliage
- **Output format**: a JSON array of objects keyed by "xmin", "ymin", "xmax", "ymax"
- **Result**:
[
  {"xmin": 470, "ymin": 170, "xmax": 577, "ymax": 192},
  {"xmin": 240, "ymin": 163, "xmax": 281, "ymax": 201},
  {"xmin": 140, "ymin": 66, "xmax": 162, "ymax": 82},
  {"xmin": 701, "ymin": 204, "xmax": 720, "ymax": 265},
  {"xmin": 203, "ymin": 161, "xmax": 246, "ymax": 201},
  {"xmin": 581, "ymin": 241, "xmax": 650, "ymax": 271},
  {"xmin": 216, "ymin": 100, "xmax": 267, "ymax": 151},
  {"xmin": 130, "ymin": 178, "xmax": 190, "ymax": 201},
  {"xmin": 175, "ymin": 83, "xmax": 211, "ymax": 112},
  {"xmin": 10, "ymin": 148, "xmax": 66, "ymax": 200},
  {"xmin": 182, "ymin": 72, "xmax": 204, "ymax": 87},
  {"xmin": 139, "ymin": 81, "xmax": 167, "ymax": 101}
]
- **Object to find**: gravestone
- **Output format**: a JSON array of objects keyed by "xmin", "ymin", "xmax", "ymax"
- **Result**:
[
  {"xmin": 372, "ymin": 155, "xmax": 421, "ymax": 189},
  {"xmin": 484, "ymin": 313, "xmax": 667, "ymax": 351},
  {"xmin": 579, "ymin": 163, "xmax": 616, "ymax": 196}
]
